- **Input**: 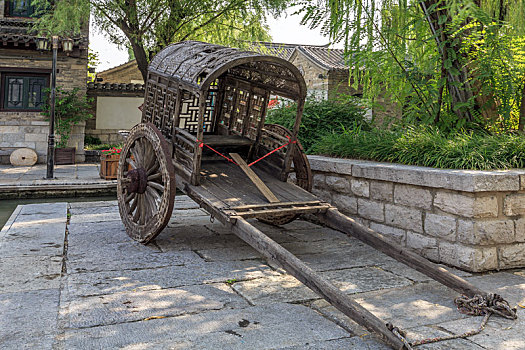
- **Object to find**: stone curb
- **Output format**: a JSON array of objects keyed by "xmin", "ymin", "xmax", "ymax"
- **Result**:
[{"xmin": 308, "ymin": 155, "xmax": 525, "ymax": 192}]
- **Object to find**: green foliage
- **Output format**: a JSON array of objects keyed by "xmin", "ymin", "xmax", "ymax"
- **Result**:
[
  {"xmin": 266, "ymin": 97, "xmax": 370, "ymax": 150},
  {"xmin": 42, "ymin": 88, "xmax": 93, "ymax": 148},
  {"xmin": 85, "ymin": 143, "xmax": 122, "ymax": 151},
  {"xmin": 32, "ymin": 0, "xmax": 290, "ymax": 79},
  {"xmin": 297, "ymin": 0, "xmax": 525, "ymax": 132},
  {"xmin": 84, "ymin": 134, "xmax": 101, "ymax": 146},
  {"xmin": 312, "ymin": 126, "xmax": 525, "ymax": 170},
  {"xmin": 31, "ymin": 0, "xmax": 89, "ymax": 37},
  {"xmin": 87, "ymin": 50, "xmax": 100, "ymax": 83}
]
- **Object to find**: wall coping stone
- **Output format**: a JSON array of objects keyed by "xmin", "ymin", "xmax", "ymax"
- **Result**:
[{"xmin": 308, "ymin": 155, "xmax": 525, "ymax": 193}]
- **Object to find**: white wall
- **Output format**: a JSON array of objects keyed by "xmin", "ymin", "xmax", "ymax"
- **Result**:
[{"xmin": 96, "ymin": 96, "xmax": 143, "ymax": 130}]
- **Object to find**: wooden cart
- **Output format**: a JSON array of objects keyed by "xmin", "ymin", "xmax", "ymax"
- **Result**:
[{"xmin": 116, "ymin": 41, "xmax": 515, "ymax": 349}]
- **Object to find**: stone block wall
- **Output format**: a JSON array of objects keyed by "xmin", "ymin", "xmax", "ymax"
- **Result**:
[
  {"xmin": 0, "ymin": 113, "xmax": 85, "ymax": 164},
  {"xmin": 308, "ymin": 155, "xmax": 525, "ymax": 272}
]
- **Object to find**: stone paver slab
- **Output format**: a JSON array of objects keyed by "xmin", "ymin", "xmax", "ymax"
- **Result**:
[
  {"xmin": 312, "ymin": 282, "xmax": 465, "ymax": 334},
  {"xmin": 233, "ymin": 267, "xmax": 412, "ymax": 305},
  {"xmin": 66, "ymin": 260, "xmax": 277, "ymax": 298},
  {"xmin": 63, "ymin": 283, "xmax": 248, "ymax": 328},
  {"xmin": 0, "ymin": 289, "xmax": 59, "ymax": 349},
  {"xmin": 67, "ymin": 242, "xmax": 203, "ymax": 273},
  {"xmin": 61, "ymin": 303, "xmax": 349, "ymax": 349},
  {"xmin": 0, "ymin": 255, "xmax": 63, "ymax": 293}
]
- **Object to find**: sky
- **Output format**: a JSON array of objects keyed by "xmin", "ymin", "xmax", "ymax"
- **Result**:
[{"xmin": 89, "ymin": 7, "xmax": 336, "ymax": 72}]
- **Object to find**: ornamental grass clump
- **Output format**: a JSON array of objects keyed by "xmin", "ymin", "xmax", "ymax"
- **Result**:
[
  {"xmin": 312, "ymin": 126, "xmax": 525, "ymax": 170},
  {"xmin": 266, "ymin": 97, "xmax": 370, "ymax": 151}
]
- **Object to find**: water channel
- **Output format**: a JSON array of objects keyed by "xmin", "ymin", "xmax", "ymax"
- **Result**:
[{"xmin": 0, "ymin": 195, "xmax": 116, "ymax": 229}]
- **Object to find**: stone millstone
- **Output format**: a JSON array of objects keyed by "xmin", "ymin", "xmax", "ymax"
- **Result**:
[{"xmin": 10, "ymin": 148, "xmax": 38, "ymax": 166}]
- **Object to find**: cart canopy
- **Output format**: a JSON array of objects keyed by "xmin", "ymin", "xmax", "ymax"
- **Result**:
[{"xmin": 148, "ymin": 41, "xmax": 307, "ymax": 100}]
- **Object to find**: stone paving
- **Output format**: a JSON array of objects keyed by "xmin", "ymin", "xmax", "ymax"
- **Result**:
[
  {"xmin": 1, "ymin": 196, "xmax": 524, "ymax": 349},
  {"xmin": 0, "ymin": 163, "xmax": 116, "ymax": 197}
]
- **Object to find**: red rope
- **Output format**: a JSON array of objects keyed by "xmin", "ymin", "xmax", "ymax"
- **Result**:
[
  {"xmin": 197, "ymin": 141, "xmax": 238, "ymax": 165},
  {"xmin": 197, "ymin": 136, "xmax": 296, "ymax": 167},
  {"xmin": 247, "ymin": 136, "xmax": 296, "ymax": 167}
]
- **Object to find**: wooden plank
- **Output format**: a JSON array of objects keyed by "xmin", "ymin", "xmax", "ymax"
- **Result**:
[
  {"xmin": 203, "ymin": 134, "xmax": 253, "ymax": 147},
  {"xmin": 229, "ymin": 153, "xmax": 280, "ymax": 203},
  {"xmin": 229, "ymin": 217, "xmax": 406, "ymax": 350},
  {"xmin": 233, "ymin": 205, "xmax": 330, "ymax": 219},
  {"xmin": 320, "ymin": 208, "xmax": 486, "ymax": 298},
  {"xmin": 232, "ymin": 200, "xmax": 323, "ymax": 211}
]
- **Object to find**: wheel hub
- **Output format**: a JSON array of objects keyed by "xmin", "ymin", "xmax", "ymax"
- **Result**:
[{"xmin": 127, "ymin": 168, "xmax": 148, "ymax": 194}]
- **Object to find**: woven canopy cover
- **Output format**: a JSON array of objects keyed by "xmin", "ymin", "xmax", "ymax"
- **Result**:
[{"xmin": 148, "ymin": 41, "xmax": 306, "ymax": 99}]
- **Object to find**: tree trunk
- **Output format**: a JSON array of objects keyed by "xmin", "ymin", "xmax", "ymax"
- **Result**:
[
  {"xmin": 420, "ymin": 0, "xmax": 477, "ymax": 122},
  {"xmin": 519, "ymin": 82, "xmax": 525, "ymax": 132},
  {"xmin": 128, "ymin": 38, "xmax": 149, "ymax": 82}
]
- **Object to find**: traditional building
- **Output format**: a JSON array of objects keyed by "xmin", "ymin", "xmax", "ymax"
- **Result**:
[
  {"xmin": 249, "ymin": 42, "xmax": 399, "ymax": 121},
  {"xmin": 0, "ymin": 0, "xmax": 89, "ymax": 164},
  {"xmin": 96, "ymin": 60, "xmax": 144, "ymax": 84}
]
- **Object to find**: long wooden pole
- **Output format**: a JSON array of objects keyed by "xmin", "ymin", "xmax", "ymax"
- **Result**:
[
  {"xmin": 229, "ymin": 217, "xmax": 406, "ymax": 349},
  {"xmin": 319, "ymin": 208, "xmax": 486, "ymax": 297}
]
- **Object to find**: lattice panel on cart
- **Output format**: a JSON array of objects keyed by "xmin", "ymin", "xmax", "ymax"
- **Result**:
[
  {"xmin": 230, "ymin": 87, "xmax": 250, "ymax": 136},
  {"xmin": 178, "ymin": 90, "xmax": 216, "ymax": 134},
  {"xmin": 162, "ymin": 89, "xmax": 177, "ymax": 138},
  {"xmin": 142, "ymin": 82, "xmax": 156, "ymax": 123},
  {"xmin": 218, "ymin": 85, "xmax": 236, "ymax": 130},
  {"xmin": 151, "ymin": 84, "xmax": 166, "ymax": 130},
  {"xmin": 245, "ymin": 91, "xmax": 266, "ymax": 140}
]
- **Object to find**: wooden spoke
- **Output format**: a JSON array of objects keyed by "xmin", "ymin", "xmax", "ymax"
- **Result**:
[
  {"xmin": 132, "ymin": 194, "xmax": 142, "ymax": 222},
  {"xmin": 125, "ymin": 192, "xmax": 136, "ymax": 203},
  {"xmin": 146, "ymin": 186, "xmax": 162, "ymax": 205},
  {"xmin": 147, "ymin": 181, "xmax": 165, "ymax": 192},
  {"xmin": 143, "ymin": 139, "xmax": 156, "ymax": 170},
  {"xmin": 126, "ymin": 157, "xmax": 137, "ymax": 169},
  {"xmin": 147, "ymin": 162, "xmax": 159, "ymax": 176},
  {"xmin": 131, "ymin": 143, "xmax": 143, "ymax": 168},
  {"xmin": 117, "ymin": 123, "xmax": 176, "ymax": 244},
  {"xmin": 128, "ymin": 196, "xmax": 138, "ymax": 214},
  {"xmin": 147, "ymin": 173, "xmax": 162, "ymax": 181},
  {"xmin": 139, "ymin": 193, "xmax": 147, "ymax": 225}
]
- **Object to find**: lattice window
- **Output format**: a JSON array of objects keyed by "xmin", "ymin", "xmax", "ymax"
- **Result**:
[
  {"xmin": 142, "ymin": 84, "xmax": 155, "ymax": 123},
  {"xmin": 2, "ymin": 75, "xmax": 47, "ymax": 110},
  {"xmin": 178, "ymin": 90, "xmax": 216, "ymax": 134}
]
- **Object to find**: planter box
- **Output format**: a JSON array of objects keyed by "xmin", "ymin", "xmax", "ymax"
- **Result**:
[
  {"xmin": 54, "ymin": 147, "xmax": 76, "ymax": 165},
  {"xmin": 100, "ymin": 154, "xmax": 120, "ymax": 180}
]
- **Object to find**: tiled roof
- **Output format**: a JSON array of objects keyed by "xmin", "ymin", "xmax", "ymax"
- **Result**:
[
  {"xmin": 97, "ymin": 60, "xmax": 138, "ymax": 75},
  {"xmin": 87, "ymin": 82, "xmax": 145, "ymax": 91},
  {"xmin": 247, "ymin": 42, "xmax": 302, "ymax": 60},
  {"xmin": 297, "ymin": 46, "xmax": 347, "ymax": 71},
  {"xmin": 248, "ymin": 41, "xmax": 347, "ymax": 71},
  {"xmin": 0, "ymin": 18, "xmax": 87, "ymax": 48}
]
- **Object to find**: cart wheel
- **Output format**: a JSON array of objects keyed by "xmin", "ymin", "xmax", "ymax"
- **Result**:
[
  {"xmin": 117, "ymin": 123, "xmax": 176, "ymax": 244},
  {"xmin": 258, "ymin": 124, "xmax": 313, "ymax": 226}
]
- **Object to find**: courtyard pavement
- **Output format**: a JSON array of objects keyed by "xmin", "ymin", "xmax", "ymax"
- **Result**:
[
  {"xmin": 0, "ymin": 196, "xmax": 524, "ymax": 349},
  {"xmin": 0, "ymin": 163, "xmax": 116, "ymax": 196}
]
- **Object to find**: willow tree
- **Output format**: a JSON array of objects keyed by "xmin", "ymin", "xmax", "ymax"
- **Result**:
[
  {"xmin": 33, "ymin": 0, "xmax": 289, "ymax": 81},
  {"xmin": 298, "ymin": 0, "xmax": 525, "ymax": 131}
]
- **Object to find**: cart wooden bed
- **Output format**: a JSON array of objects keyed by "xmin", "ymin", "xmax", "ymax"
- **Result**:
[{"xmin": 116, "ymin": 41, "xmax": 516, "ymax": 349}]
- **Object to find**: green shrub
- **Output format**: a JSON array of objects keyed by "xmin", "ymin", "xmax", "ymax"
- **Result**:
[
  {"xmin": 42, "ymin": 87, "xmax": 93, "ymax": 148},
  {"xmin": 266, "ymin": 97, "xmax": 370, "ymax": 151},
  {"xmin": 84, "ymin": 134, "xmax": 101, "ymax": 146},
  {"xmin": 85, "ymin": 143, "xmax": 122, "ymax": 151},
  {"xmin": 312, "ymin": 126, "xmax": 525, "ymax": 170}
]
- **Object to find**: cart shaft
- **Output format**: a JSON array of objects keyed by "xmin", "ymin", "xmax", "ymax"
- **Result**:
[{"xmin": 229, "ymin": 217, "xmax": 407, "ymax": 350}]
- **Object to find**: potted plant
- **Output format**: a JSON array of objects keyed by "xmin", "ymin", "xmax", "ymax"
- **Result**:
[
  {"xmin": 100, "ymin": 146, "xmax": 122, "ymax": 180},
  {"xmin": 42, "ymin": 87, "xmax": 93, "ymax": 164}
]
